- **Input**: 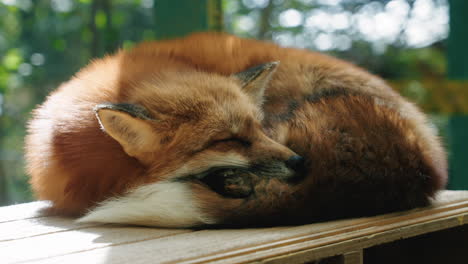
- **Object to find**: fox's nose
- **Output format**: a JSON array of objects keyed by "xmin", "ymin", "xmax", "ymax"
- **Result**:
[{"xmin": 285, "ymin": 155, "xmax": 305, "ymax": 170}]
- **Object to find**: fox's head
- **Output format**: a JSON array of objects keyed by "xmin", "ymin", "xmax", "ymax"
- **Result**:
[{"xmin": 78, "ymin": 62, "xmax": 304, "ymax": 227}]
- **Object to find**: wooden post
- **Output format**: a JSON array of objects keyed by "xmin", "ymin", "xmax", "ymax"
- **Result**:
[
  {"xmin": 342, "ymin": 251, "xmax": 363, "ymax": 264},
  {"xmin": 448, "ymin": 0, "xmax": 468, "ymax": 78},
  {"xmin": 447, "ymin": 0, "xmax": 468, "ymax": 190},
  {"xmin": 153, "ymin": 0, "xmax": 223, "ymax": 40}
]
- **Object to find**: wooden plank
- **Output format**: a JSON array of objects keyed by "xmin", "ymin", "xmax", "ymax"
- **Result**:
[
  {"xmin": 255, "ymin": 210, "xmax": 468, "ymax": 264},
  {"xmin": 1, "ymin": 225, "xmax": 190, "ymax": 263},
  {"xmin": 342, "ymin": 251, "xmax": 363, "ymax": 264},
  {"xmin": 26, "ymin": 198, "xmax": 468, "ymax": 264},
  {"xmin": 186, "ymin": 199, "xmax": 468, "ymax": 264},
  {"xmin": 2, "ymin": 190, "xmax": 467, "ymax": 264},
  {"xmin": 27, "ymin": 227, "xmax": 330, "ymax": 264},
  {"xmin": 0, "ymin": 201, "xmax": 53, "ymax": 223},
  {"xmin": 0, "ymin": 216, "xmax": 101, "ymax": 242}
]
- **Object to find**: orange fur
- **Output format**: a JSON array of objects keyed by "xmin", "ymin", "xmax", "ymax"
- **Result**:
[{"xmin": 25, "ymin": 33, "xmax": 447, "ymax": 226}]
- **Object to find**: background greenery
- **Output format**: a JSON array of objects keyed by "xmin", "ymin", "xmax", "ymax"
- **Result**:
[{"xmin": 0, "ymin": 0, "xmax": 463, "ymax": 205}]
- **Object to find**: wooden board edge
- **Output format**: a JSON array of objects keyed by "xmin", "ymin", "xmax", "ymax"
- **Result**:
[{"xmin": 249, "ymin": 212, "xmax": 468, "ymax": 264}]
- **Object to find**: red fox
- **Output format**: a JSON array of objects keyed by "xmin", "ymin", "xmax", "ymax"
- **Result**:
[{"xmin": 25, "ymin": 33, "xmax": 447, "ymax": 227}]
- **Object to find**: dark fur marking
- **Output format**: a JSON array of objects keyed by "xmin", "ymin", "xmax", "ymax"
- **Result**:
[
  {"xmin": 95, "ymin": 103, "xmax": 153, "ymax": 120},
  {"xmin": 277, "ymin": 100, "xmax": 300, "ymax": 121},
  {"xmin": 264, "ymin": 87, "xmax": 364, "ymax": 127},
  {"xmin": 234, "ymin": 62, "xmax": 279, "ymax": 86},
  {"xmin": 264, "ymin": 99, "xmax": 301, "ymax": 125},
  {"xmin": 159, "ymin": 135, "xmax": 173, "ymax": 145},
  {"xmin": 304, "ymin": 87, "xmax": 351, "ymax": 103}
]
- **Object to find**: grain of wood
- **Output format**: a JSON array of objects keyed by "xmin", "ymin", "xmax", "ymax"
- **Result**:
[
  {"xmin": 27, "ymin": 227, "xmax": 326, "ymax": 264},
  {"xmin": 0, "ymin": 216, "xmax": 102, "ymax": 242},
  {"xmin": 0, "ymin": 225, "xmax": 190, "ymax": 263},
  {"xmin": 27, "ymin": 201, "xmax": 468, "ymax": 264}
]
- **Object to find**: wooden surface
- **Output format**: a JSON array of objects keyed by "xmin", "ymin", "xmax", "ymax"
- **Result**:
[{"xmin": 1, "ymin": 191, "xmax": 467, "ymax": 264}]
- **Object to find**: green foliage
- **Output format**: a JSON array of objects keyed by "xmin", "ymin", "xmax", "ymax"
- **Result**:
[
  {"xmin": 0, "ymin": 0, "xmax": 158, "ymax": 205},
  {"xmin": 2, "ymin": 49, "xmax": 23, "ymax": 70}
]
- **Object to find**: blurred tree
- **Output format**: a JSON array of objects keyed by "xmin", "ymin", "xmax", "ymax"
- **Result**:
[
  {"xmin": 0, "ymin": 0, "xmax": 157, "ymax": 205},
  {"xmin": 0, "ymin": 162, "xmax": 7, "ymax": 204}
]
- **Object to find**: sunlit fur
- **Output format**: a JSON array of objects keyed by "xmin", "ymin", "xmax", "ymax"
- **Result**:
[{"xmin": 25, "ymin": 33, "xmax": 447, "ymax": 227}]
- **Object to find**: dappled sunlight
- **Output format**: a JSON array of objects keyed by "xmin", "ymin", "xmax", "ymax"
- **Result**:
[
  {"xmin": 279, "ymin": 8, "xmax": 303, "ymax": 28},
  {"xmin": 229, "ymin": 0, "xmax": 448, "ymax": 52}
]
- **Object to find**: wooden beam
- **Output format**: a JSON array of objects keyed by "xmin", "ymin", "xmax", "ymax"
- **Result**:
[
  {"xmin": 447, "ymin": 0, "xmax": 468, "ymax": 79},
  {"xmin": 447, "ymin": 0, "xmax": 468, "ymax": 190}
]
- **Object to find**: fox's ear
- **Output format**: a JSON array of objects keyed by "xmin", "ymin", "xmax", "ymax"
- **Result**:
[
  {"xmin": 95, "ymin": 103, "xmax": 158, "ymax": 162},
  {"xmin": 233, "ymin": 61, "xmax": 279, "ymax": 105}
]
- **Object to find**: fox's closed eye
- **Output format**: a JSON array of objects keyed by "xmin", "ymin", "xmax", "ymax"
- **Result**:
[{"xmin": 212, "ymin": 138, "xmax": 251, "ymax": 147}]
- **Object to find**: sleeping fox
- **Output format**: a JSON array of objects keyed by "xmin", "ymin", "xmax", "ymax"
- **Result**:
[{"xmin": 25, "ymin": 33, "xmax": 447, "ymax": 227}]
